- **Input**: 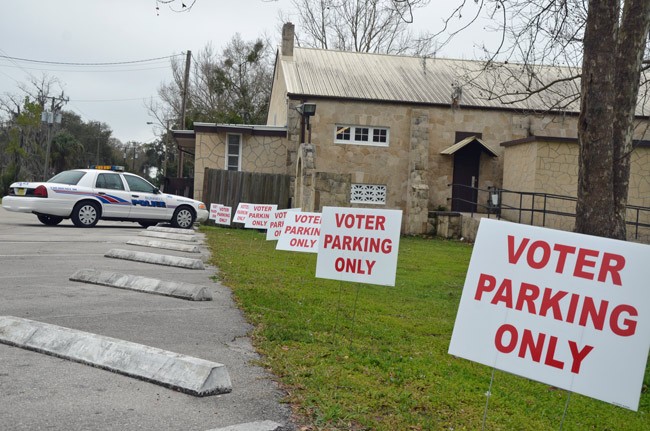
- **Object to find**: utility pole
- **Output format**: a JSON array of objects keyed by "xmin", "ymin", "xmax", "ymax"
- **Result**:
[
  {"xmin": 41, "ymin": 94, "xmax": 68, "ymax": 180},
  {"xmin": 180, "ymin": 50, "xmax": 191, "ymax": 130},
  {"xmin": 132, "ymin": 142, "xmax": 138, "ymax": 172},
  {"xmin": 94, "ymin": 122, "xmax": 102, "ymax": 165},
  {"xmin": 178, "ymin": 50, "xmax": 191, "ymax": 179},
  {"xmin": 163, "ymin": 118, "xmax": 170, "ymax": 181}
]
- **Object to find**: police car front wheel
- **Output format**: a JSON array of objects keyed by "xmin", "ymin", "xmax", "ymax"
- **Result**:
[
  {"xmin": 72, "ymin": 201, "xmax": 100, "ymax": 228},
  {"xmin": 171, "ymin": 207, "xmax": 195, "ymax": 229}
]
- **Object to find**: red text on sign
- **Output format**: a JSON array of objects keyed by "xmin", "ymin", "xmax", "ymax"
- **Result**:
[
  {"xmin": 289, "ymin": 238, "xmax": 317, "ymax": 248},
  {"xmin": 334, "ymin": 258, "xmax": 376, "ymax": 275},
  {"xmin": 322, "ymin": 234, "xmax": 392, "ymax": 253},
  {"xmin": 474, "ymin": 273, "xmax": 638, "ymax": 337},
  {"xmin": 494, "ymin": 324, "xmax": 594, "ymax": 374},
  {"xmin": 295, "ymin": 214, "xmax": 321, "ymax": 224},
  {"xmin": 284, "ymin": 226, "xmax": 320, "ymax": 236},
  {"xmin": 507, "ymin": 236, "xmax": 625, "ymax": 285},
  {"xmin": 335, "ymin": 213, "xmax": 386, "ymax": 230}
]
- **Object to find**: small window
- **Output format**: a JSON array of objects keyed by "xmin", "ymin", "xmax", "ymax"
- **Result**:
[
  {"xmin": 226, "ymin": 134, "xmax": 242, "ymax": 171},
  {"xmin": 354, "ymin": 127, "xmax": 369, "ymax": 142},
  {"xmin": 351, "ymin": 184, "xmax": 387, "ymax": 204},
  {"xmin": 96, "ymin": 173, "xmax": 125, "ymax": 190},
  {"xmin": 48, "ymin": 170, "xmax": 86, "ymax": 185},
  {"xmin": 335, "ymin": 125, "xmax": 389, "ymax": 147},
  {"xmin": 336, "ymin": 126, "xmax": 351, "ymax": 141},
  {"xmin": 124, "ymin": 175, "xmax": 156, "ymax": 193},
  {"xmin": 373, "ymin": 129, "xmax": 387, "ymax": 143}
]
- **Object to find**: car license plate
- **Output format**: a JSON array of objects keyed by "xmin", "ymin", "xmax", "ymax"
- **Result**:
[{"xmin": 16, "ymin": 188, "xmax": 26, "ymax": 196}]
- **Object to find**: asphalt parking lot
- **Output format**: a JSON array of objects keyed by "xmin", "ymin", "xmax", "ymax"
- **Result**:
[{"xmin": 0, "ymin": 211, "xmax": 293, "ymax": 430}]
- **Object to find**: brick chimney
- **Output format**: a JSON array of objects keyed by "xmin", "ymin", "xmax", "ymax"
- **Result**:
[{"xmin": 281, "ymin": 22, "xmax": 295, "ymax": 57}]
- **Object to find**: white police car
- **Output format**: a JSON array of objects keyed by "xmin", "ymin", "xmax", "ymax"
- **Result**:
[{"xmin": 1, "ymin": 166, "xmax": 208, "ymax": 229}]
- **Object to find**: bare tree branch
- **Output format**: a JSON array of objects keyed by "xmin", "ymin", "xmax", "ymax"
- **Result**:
[{"xmin": 288, "ymin": 0, "xmax": 432, "ymax": 54}]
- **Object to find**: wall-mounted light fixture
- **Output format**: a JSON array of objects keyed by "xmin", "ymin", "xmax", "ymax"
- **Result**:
[
  {"xmin": 296, "ymin": 103, "xmax": 317, "ymax": 143},
  {"xmin": 296, "ymin": 103, "xmax": 317, "ymax": 117}
]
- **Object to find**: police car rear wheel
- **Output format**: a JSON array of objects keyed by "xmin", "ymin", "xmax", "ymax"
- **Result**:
[
  {"xmin": 37, "ymin": 214, "xmax": 63, "ymax": 226},
  {"xmin": 72, "ymin": 201, "xmax": 100, "ymax": 228},
  {"xmin": 171, "ymin": 207, "xmax": 195, "ymax": 229}
]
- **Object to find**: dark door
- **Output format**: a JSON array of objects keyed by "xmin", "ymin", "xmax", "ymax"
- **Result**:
[{"xmin": 451, "ymin": 143, "xmax": 482, "ymax": 212}]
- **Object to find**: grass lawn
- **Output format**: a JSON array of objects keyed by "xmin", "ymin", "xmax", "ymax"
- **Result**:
[{"xmin": 203, "ymin": 226, "xmax": 649, "ymax": 430}]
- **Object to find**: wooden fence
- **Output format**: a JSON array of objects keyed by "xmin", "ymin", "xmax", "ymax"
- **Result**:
[
  {"xmin": 202, "ymin": 169, "xmax": 292, "ymax": 213},
  {"xmin": 163, "ymin": 177, "xmax": 194, "ymax": 198}
]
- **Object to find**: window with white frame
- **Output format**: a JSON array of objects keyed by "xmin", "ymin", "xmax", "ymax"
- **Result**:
[
  {"xmin": 335, "ymin": 125, "xmax": 389, "ymax": 146},
  {"xmin": 351, "ymin": 184, "xmax": 387, "ymax": 204},
  {"xmin": 226, "ymin": 134, "xmax": 242, "ymax": 171}
]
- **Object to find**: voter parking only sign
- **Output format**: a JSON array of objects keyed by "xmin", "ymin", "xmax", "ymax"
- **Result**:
[
  {"xmin": 233, "ymin": 203, "xmax": 252, "ymax": 224},
  {"xmin": 209, "ymin": 203, "xmax": 220, "ymax": 220},
  {"xmin": 244, "ymin": 204, "xmax": 277, "ymax": 229},
  {"xmin": 448, "ymin": 218, "xmax": 650, "ymax": 411},
  {"xmin": 214, "ymin": 205, "xmax": 232, "ymax": 226},
  {"xmin": 276, "ymin": 211, "xmax": 322, "ymax": 253},
  {"xmin": 316, "ymin": 207, "xmax": 402, "ymax": 286},
  {"xmin": 266, "ymin": 208, "xmax": 300, "ymax": 240}
]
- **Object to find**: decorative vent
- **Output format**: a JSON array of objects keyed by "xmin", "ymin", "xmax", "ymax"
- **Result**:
[{"xmin": 351, "ymin": 184, "xmax": 387, "ymax": 204}]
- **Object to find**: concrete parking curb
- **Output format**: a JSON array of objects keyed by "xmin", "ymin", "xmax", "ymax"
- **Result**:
[
  {"xmin": 147, "ymin": 226, "xmax": 197, "ymax": 235},
  {"xmin": 139, "ymin": 231, "xmax": 198, "ymax": 242},
  {"xmin": 105, "ymin": 249, "xmax": 205, "ymax": 270},
  {"xmin": 206, "ymin": 420, "xmax": 287, "ymax": 431},
  {"xmin": 0, "ymin": 316, "xmax": 232, "ymax": 397},
  {"xmin": 70, "ymin": 269, "xmax": 212, "ymax": 301},
  {"xmin": 127, "ymin": 238, "xmax": 201, "ymax": 253}
]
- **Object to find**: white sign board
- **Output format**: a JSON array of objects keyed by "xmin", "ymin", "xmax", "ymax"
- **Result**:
[
  {"xmin": 316, "ymin": 207, "xmax": 403, "ymax": 286},
  {"xmin": 233, "ymin": 203, "xmax": 252, "ymax": 224},
  {"xmin": 214, "ymin": 205, "xmax": 232, "ymax": 226},
  {"xmin": 276, "ymin": 212, "xmax": 321, "ymax": 253},
  {"xmin": 266, "ymin": 208, "xmax": 300, "ymax": 241},
  {"xmin": 448, "ymin": 218, "xmax": 650, "ymax": 411},
  {"xmin": 244, "ymin": 204, "xmax": 278, "ymax": 229},
  {"xmin": 209, "ymin": 203, "xmax": 220, "ymax": 220}
]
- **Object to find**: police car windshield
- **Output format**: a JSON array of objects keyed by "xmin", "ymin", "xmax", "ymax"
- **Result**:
[{"xmin": 47, "ymin": 170, "xmax": 86, "ymax": 185}]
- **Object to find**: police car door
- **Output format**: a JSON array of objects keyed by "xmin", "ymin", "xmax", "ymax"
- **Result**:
[
  {"xmin": 93, "ymin": 172, "xmax": 132, "ymax": 218},
  {"xmin": 122, "ymin": 174, "xmax": 169, "ymax": 220}
]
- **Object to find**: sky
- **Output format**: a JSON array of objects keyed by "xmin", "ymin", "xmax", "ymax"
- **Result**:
[{"xmin": 0, "ymin": 0, "xmax": 493, "ymax": 145}]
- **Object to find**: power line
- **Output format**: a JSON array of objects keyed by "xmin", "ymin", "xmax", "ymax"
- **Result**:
[
  {"xmin": 0, "ymin": 47, "xmax": 38, "ymax": 83},
  {"xmin": 0, "ymin": 53, "xmax": 184, "ymax": 66},
  {"xmin": 72, "ymin": 97, "xmax": 152, "ymax": 103},
  {"xmin": 0, "ymin": 67, "xmax": 20, "ymax": 84},
  {"xmin": 0, "ymin": 63, "xmax": 172, "ymax": 73}
]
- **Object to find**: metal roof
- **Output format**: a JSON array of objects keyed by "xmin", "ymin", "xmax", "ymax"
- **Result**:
[
  {"xmin": 192, "ymin": 123, "xmax": 287, "ymax": 137},
  {"xmin": 441, "ymin": 136, "xmax": 498, "ymax": 157},
  {"xmin": 192, "ymin": 123, "xmax": 287, "ymax": 133},
  {"xmin": 279, "ymin": 48, "xmax": 648, "ymax": 116}
]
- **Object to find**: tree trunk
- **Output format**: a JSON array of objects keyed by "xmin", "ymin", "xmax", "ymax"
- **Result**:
[
  {"xmin": 576, "ymin": 0, "xmax": 650, "ymax": 240},
  {"xmin": 576, "ymin": 0, "xmax": 619, "ymax": 238},
  {"xmin": 612, "ymin": 0, "xmax": 650, "ymax": 238}
]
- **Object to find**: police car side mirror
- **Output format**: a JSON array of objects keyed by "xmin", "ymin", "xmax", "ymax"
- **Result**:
[{"xmin": 153, "ymin": 187, "xmax": 161, "ymax": 194}]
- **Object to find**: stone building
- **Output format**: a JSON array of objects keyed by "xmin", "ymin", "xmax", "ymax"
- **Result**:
[{"xmin": 175, "ymin": 23, "xmax": 650, "ymax": 238}]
